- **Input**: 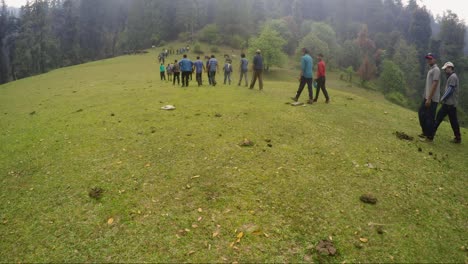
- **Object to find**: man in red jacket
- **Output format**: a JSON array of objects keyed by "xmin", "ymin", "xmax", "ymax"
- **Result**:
[{"xmin": 314, "ymin": 54, "xmax": 330, "ymax": 103}]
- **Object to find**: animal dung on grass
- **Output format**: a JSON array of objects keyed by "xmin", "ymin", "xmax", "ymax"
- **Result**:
[
  {"xmin": 395, "ymin": 131, "xmax": 414, "ymax": 141},
  {"xmin": 89, "ymin": 187, "xmax": 104, "ymax": 200},
  {"xmin": 239, "ymin": 139, "xmax": 255, "ymax": 147},
  {"xmin": 360, "ymin": 194, "xmax": 378, "ymax": 205}
]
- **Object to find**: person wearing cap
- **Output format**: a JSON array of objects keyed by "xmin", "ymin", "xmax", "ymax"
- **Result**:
[
  {"xmin": 249, "ymin": 49, "xmax": 264, "ymax": 90},
  {"xmin": 314, "ymin": 53, "xmax": 330, "ymax": 103},
  {"xmin": 418, "ymin": 53, "xmax": 441, "ymax": 142},
  {"xmin": 291, "ymin": 48, "xmax": 314, "ymax": 104},
  {"xmin": 433, "ymin": 62, "xmax": 461, "ymax": 144}
]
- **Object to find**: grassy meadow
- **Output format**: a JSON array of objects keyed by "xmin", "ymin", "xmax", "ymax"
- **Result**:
[{"xmin": 0, "ymin": 45, "xmax": 467, "ymax": 262}]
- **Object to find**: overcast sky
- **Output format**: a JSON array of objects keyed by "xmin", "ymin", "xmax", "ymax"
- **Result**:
[{"xmin": 4, "ymin": 0, "xmax": 468, "ymax": 23}]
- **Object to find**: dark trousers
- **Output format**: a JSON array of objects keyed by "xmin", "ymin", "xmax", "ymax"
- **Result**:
[
  {"xmin": 196, "ymin": 72, "xmax": 203, "ymax": 86},
  {"xmin": 167, "ymin": 73, "xmax": 172, "ymax": 81},
  {"xmin": 418, "ymin": 100, "xmax": 438, "ymax": 139},
  {"xmin": 207, "ymin": 71, "xmax": 212, "ymax": 85},
  {"xmin": 434, "ymin": 104, "xmax": 461, "ymax": 139},
  {"xmin": 160, "ymin": 72, "xmax": 166, "ymax": 81},
  {"xmin": 250, "ymin": 70, "xmax": 263, "ymax": 90},
  {"xmin": 224, "ymin": 72, "xmax": 231, "ymax": 85},
  {"xmin": 315, "ymin": 76, "xmax": 329, "ymax": 100},
  {"xmin": 182, "ymin": 71, "xmax": 191, "ymax": 87},
  {"xmin": 295, "ymin": 76, "xmax": 313, "ymax": 100},
  {"xmin": 210, "ymin": 71, "xmax": 217, "ymax": 86},
  {"xmin": 239, "ymin": 71, "xmax": 248, "ymax": 86},
  {"xmin": 173, "ymin": 72, "xmax": 180, "ymax": 85}
]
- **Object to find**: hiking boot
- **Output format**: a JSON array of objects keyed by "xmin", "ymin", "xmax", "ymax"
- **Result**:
[
  {"xmin": 451, "ymin": 138, "xmax": 462, "ymax": 144},
  {"xmin": 313, "ymin": 99, "xmax": 318, "ymax": 103},
  {"xmin": 420, "ymin": 137, "xmax": 433, "ymax": 143},
  {"xmin": 326, "ymin": 99, "xmax": 330, "ymax": 104},
  {"xmin": 307, "ymin": 99, "xmax": 314, "ymax": 105},
  {"xmin": 291, "ymin": 97, "xmax": 298, "ymax": 102}
]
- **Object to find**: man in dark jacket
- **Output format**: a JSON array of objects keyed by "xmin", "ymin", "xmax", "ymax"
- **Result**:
[{"xmin": 249, "ymin": 49, "xmax": 263, "ymax": 90}]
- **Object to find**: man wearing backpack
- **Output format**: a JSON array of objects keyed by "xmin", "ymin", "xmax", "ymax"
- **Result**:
[
  {"xmin": 238, "ymin": 53, "xmax": 249, "ymax": 87},
  {"xmin": 224, "ymin": 60, "xmax": 233, "ymax": 85},
  {"xmin": 172, "ymin": 60, "xmax": 181, "ymax": 86},
  {"xmin": 167, "ymin": 63, "xmax": 173, "ymax": 82}
]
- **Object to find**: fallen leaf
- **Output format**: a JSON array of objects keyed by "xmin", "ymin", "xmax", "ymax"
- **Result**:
[
  {"xmin": 213, "ymin": 230, "xmax": 220, "ymax": 237},
  {"xmin": 107, "ymin": 218, "xmax": 114, "ymax": 225},
  {"xmin": 191, "ymin": 175, "xmax": 200, "ymax": 179},
  {"xmin": 237, "ymin": 232, "xmax": 244, "ymax": 239},
  {"xmin": 192, "ymin": 224, "xmax": 198, "ymax": 228},
  {"xmin": 197, "ymin": 217, "xmax": 202, "ymax": 222},
  {"xmin": 187, "ymin": 250, "xmax": 195, "ymax": 255},
  {"xmin": 198, "ymin": 208, "xmax": 203, "ymax": 213},
  {"xmin": 145, "ymin": 163, "xmax": 151, "ymax": 167},
  {"xmin": 359, "ymin": 237, "xmax": 368, "ymax": 243},
  {"xmin": 264, "ymin": 233, "xmax": 270, "ymax": 238}
]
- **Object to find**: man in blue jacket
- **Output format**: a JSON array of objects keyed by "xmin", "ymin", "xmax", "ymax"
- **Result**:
[
  {"xmin": 291, "ymin": 48, "xmax": 314, "ymax": 104},
  {"xmin": 179, "ymin": 54, "xmax": 193, "ymax": 87}
]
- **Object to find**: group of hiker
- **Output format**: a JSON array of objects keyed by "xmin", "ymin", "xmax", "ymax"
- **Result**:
[
  {"xmin": 419, "ymin": 53, "xmax": 462, "ymax": 144},
  {"xmin": 158, "ymin": 49, "xmax": 265, "ymax": 90},
  {"xmin": 157, "ymin": 47, "xmax": 461, "ymax": 144}
]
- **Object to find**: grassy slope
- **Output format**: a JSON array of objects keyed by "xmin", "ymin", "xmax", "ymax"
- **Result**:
[{"xmin": 0, "ymin": 47, "xmax": 467, "ymax": 263}]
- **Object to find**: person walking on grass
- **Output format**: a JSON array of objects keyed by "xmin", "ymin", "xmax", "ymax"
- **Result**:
[
  {"xmin": 249, "ymin": 49, "xmax": 264, "ymax": 90},
  {"xmin": 206, "ymin": 56, "xmax": 212, "ymax": 86},
  {"xmin": 167, "ymin": 63, "xmax": 173, "ymax": 82},
  {"xmin": 224, "ymin": 60, "xmax": 233, "ymax": 85},
  {"xmin": 193, "ymin": 56, "xmax": 206, "ymax": 87},
  {"xmin": 172, "ymin": 60, "xmax": 181, "ymax": 86},
  {"xmin": 238, "ymin": 53, "xmax": 249, "ymax": 87},
  {"xmin": 160, "ymin": 63, "xmax": 166, "ymax": 81},
  {"xmin": 208, "ymin": 55, "xmax": 219, "ymax": 86},
  {"xmin": 179, "ymin": 54, "xmax": 193, "ymax": 87},
  {"xmin": 314, "ymin": 53, "xmax": 330, "ymax": 103},
  {"xmin": 418, "ymin": 53, "xmax": 441, "ymax": 142},
  {"xmin": 291, "ymin": 48, "xmax": 314, "ymax": 104},
  {"xmin": 433, "ymin": 62, "xmax": 462, "ymax": 144}
]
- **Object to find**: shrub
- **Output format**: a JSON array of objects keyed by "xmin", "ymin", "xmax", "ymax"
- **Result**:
[
  {"xmin": 194, "ymin": 43, "xmax": 204, "ymax": 54},
  {"xmin": 210, "ymin": 46, "xmax": 219, "ymax": 53},
  {"xmin": 385, "ymin": 91, "xmax": 409, "ymax": 107}
]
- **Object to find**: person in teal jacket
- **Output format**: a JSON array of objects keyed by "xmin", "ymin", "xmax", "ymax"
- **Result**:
[
  {"xmin": 291, "ymin": 48, "xmax": 314, "ymax": 104},
  {"xmin": 160, "ymin": 63, "xmax": 166, "ymax": 81}
]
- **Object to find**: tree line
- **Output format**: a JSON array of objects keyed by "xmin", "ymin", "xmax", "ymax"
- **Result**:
[{"xmin": 0, "ymin": 0, "xmax": 467, "ymax": 120}]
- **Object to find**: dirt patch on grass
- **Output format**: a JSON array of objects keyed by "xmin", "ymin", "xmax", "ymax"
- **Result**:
[
  {"xmin": 316, "ymin": 240, "xmax": 337, "ymax": 256},
  {"xmin": 239, "ymin": 139, "xmax": 255, "ymax": 147}
]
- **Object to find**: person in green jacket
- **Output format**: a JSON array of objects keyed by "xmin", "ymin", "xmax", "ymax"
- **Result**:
[{"xmin": 160, "ymin": 63, "xmax": 166, "ymax": 81}]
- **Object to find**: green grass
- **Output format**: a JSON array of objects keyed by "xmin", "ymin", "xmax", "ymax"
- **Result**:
[{"xmin": 0, "ymin": 48, "xmax": 467, "ymax": 263}]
